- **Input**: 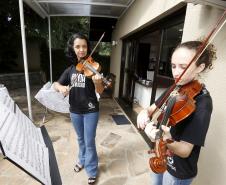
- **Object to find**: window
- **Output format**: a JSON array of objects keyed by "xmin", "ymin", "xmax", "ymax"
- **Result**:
[
  {"xmin": 159, "ymin": 23, "xmax": 184, "ymax": 77},
  {"xmin": 136, "ymin": 31, "xmax": 161, "ymax": 80}
]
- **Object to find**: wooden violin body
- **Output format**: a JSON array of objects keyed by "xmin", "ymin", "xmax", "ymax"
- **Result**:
[
  {"xmin": 76, "ymin": 57, "xmax": 101, "ymax": 77},
  {"xmin": 168, "ymin": 80, "xmax": 202, "ymax": 126},
  {"xmin": 76, "ymin": 56, "xmax": 112, "ymax": 88}
]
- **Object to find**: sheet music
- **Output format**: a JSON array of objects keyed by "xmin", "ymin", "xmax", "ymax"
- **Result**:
[
  {"xmin": 35, "ymin": 82, "xmax": 70, "ymax": 113},
  {"xmin": 15, "ymin": 105, "xmax": 45, "ymax": 145},
  {"xmin": 0, "ymin": 91, "xmax": 15, "ymax": 112},
  {"xmin": 0, "ymin": 88, "xmax": 52, "ymax": 185}
]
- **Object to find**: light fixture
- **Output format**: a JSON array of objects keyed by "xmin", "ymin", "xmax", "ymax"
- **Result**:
[
  {"xmin": 7, "ymin": 14, "xmax": 12, "ymax": 22},
  {"xmin": 112, "ymin": 40, "xmax": 118, "ymax": 46}
]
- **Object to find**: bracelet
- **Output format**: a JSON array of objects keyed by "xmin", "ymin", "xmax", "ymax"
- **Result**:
[{"xmin": 166, "ymin": 138, "xmax": 174, "ymax": 144}]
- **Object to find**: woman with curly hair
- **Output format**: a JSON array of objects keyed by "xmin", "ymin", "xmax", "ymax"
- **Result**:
[
  {"xmin": 54, "ymin": 33, "xmax": 104, "ymax": 184},
  {"xmin": 137, "ymin": 41, "xmax": 216, "ymax": 185}
]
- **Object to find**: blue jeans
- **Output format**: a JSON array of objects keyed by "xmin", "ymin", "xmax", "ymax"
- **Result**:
[
  {"xmin": 151, "ymin": 171, "xmax": 193, "ymax": 185},
  {"xmin": 70, "ymin": 112, "xmax": 99, "ymax": 177}
]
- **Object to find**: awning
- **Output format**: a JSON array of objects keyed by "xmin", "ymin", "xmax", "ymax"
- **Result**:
[
  {"xmin": 23, "ymin": 0, "xmax": 135, "ymax": 41},
  {"xmin": 23, "ymin": 0, "xmax": 135, "ymax": 19}
]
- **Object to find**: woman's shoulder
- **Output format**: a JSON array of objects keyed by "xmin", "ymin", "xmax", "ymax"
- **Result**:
[
  {"xmin": 197, "ymin": 84, "xmax": 211, "ymax": 98},
  {"xmin": 64, "ymin": 65, "xmax": 75, "ymax": 72},
  {"xmin": 195, "ymin": 85, "xmax": 212, "ymax": 110}
]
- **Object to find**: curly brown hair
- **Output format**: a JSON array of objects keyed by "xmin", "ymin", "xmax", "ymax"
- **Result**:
[{"xmin": 174, "ymin": 41, "xmax": 217, "ymax": 71}]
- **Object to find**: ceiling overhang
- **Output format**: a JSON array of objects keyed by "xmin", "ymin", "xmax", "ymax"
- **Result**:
[{"xmin": 23, "ymin": 0, "xmax": 135, "ymax": 19}]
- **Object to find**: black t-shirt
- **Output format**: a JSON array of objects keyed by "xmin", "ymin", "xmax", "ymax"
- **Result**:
[
  {"xmin": 155, "ymin": 85, "xmax": 212, "ymax": 179},
  {"xmin": 57, "ymin": 65, "xmax": 99, "ymax": 114}
]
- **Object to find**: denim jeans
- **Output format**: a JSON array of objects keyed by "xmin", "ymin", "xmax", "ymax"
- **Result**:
[
  {"xmin": 70, "ymin": 112, "xmax": 99, "ymax": 177},
  {"xmin": 151, "ymin": 171, "xmax": 193, "ymax": 185}
]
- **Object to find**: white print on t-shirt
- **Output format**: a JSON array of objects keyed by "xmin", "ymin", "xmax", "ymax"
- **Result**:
[
  {"xmin": 167, "ymin": 156, "xmax": 176, "ymax": 171},
  {"xmin": 71, "ymin": 73, "xmax": 85, "ymax": 88},
  {"xmin": 88, "ymin": 102, "xmax": 95, "ymax": 109}
]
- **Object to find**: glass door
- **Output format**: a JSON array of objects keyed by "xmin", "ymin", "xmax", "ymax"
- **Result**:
[
  {"xmin": 119, "ymin": 40, "xmax": 137, "ymax": 106},
  {"xmin": 151, "ymin": 23, "xmax": 184, "ymax": 103}
]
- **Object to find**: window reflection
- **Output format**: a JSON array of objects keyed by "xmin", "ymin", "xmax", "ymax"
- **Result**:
[
  {"xmin": 136, "ymin": 30, "xmax": 161, "ymax": 81},
  {"xmin": 159, "ymin": 23, "xmax": 183, "ymax": 77}
]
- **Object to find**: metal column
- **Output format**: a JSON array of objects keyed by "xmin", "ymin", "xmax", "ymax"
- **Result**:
[
  {"xmin": 19, "ymin": 0, "xmax": 33, "ymax": 120},
  {"xmin": 48, "ymin": 16, "xmax": 53, "ymax": 83}
]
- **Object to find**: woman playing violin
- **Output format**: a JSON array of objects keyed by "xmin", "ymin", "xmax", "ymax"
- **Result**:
[
  {"xmin": 137, "ymin": 41, "xmax": 216, "ymax": 185},
  {"xmin": 54, "ymin": 33, "xmax": 104, "ymax": 185}
]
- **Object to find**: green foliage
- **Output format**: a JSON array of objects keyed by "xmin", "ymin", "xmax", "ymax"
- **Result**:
[
  {"xmin": 0, "ymin": 1, "xmax": 111, "ymax": 77},
  {"xmin": 0, "ymin": 0, "xmax": 89, "ymax": 73},
  {"xmin": 98, "ymin": 42, "xmax": 112, "ymax": 56},
  {"xmin": 51, "ymin": 17, "xmax": 89, "ymax": 49}
]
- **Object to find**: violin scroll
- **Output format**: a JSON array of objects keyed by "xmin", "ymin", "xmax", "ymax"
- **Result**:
[{"xmin": 149, "ymin": 139, "xmax": 167, "ymax": 173}]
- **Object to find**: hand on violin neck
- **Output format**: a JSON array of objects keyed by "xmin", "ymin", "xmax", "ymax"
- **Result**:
[
  {"xmin": 161, "ymin": 125, "xmax": 173, "ymax": 142},
  {"xmin": 144, "ymin": 123, "xmax": 158, "ymax": 142},
  {"xmin": 92, "ymin": 74, "xmax": 104, "ymax": 94},
  {"xmin": 144, "ymin": 124, "xmax": 172, "ymax": 142},
  {"xmin": 92, "ymin": 74, "xmax": 102, "ymax": 83},
  {"xmin": 137, "ymin": 109, "xmax": 150, "ymax": 130}
]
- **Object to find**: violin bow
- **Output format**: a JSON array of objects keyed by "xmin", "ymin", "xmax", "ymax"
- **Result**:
[
  {"xmin": 80, "ymin": 32, "xmax": 105, "ymax": 69},
  {"xmin": 88, "ymin": 32, "xmax": 105, "ymax": 58}
]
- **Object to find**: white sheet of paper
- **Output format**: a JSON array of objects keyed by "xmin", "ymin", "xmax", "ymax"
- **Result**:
[{"xmin": 35, "ymin": 82, "xmax": 70, "ymax": 113}]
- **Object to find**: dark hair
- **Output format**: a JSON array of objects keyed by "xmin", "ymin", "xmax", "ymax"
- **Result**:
[
  {"xmin": 65, "ymin": 33, "xmax": 91, "ymax": 63},
  {"xmin": 174, "ymin": 41, "xmax": 217, "ymax": 71}
]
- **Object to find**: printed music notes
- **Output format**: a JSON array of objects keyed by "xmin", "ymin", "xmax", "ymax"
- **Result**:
[{"xmin": 0, "ymin": 87, "xmax": 51, "ymax": 185}]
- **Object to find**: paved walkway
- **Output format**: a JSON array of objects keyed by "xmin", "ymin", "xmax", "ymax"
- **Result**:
[{"xmin": 0, "ymin": 87, "xmax": 151, "ymax": 185}]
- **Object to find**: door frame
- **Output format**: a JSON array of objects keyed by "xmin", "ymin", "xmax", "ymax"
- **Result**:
[{"xmin": 118, "ymin": 6, "xmax": 186, "ymax": 108}]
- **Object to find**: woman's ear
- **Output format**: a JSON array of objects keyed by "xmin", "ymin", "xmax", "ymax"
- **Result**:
[{"xmin": 197, "ymin": 63, "xmax": 205, "ymax": 73}]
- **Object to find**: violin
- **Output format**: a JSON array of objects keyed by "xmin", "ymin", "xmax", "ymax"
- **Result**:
[
  {"xmin": 76, "ymin": 56, "xmax": 100, "ymax": 77},
  {"xmin": 147, "ymin": 80, "xmax": 202, "ymax": 173},
  {"xmin": 161, "ymin": 80, "xmax": 202, "ymax": 127},
  {"xmin": 75, "ymin": 32, "xmax": 112, "ymax": 88},
  {"xmin": 76, "ymin": 56, "xmax": 112, "ymax": 88},
  {"xmin": 147, "ymin": 10, "xmax": 226, "ymax": 174}
]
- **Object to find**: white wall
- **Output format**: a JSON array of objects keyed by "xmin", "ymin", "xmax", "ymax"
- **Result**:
[
  {"xmin": 182, "ymin": 4, "xmax": 226, "ymax": 185},
  {"xmin": 111, "ymin": 0, "xmax": 184, "ymax": 97}
]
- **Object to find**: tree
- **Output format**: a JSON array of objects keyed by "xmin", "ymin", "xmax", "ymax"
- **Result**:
[
  {"xmin": 0, "ymin": 0, "xmax": 89, "ymax": 73},
  {"xmin": 51, "ymin": 17, "xmax": 89, "ymax": 49},
  {"xmin": 0, "ymin": 0, "xmax": 48, "ymax": 72}
]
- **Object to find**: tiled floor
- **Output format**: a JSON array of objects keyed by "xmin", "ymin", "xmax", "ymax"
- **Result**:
[{"xmin": 0, "ymin": 86, "xmax": 152, "ymax": 185}]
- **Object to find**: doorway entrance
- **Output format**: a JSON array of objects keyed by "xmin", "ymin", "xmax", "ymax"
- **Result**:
[
  {"xmin": 118, "ymin": 40, "xmax": 138, "ymax": 107},
  {"xmin": 118, "ymin": 8, "xmax": 185, "ymax": 113}
]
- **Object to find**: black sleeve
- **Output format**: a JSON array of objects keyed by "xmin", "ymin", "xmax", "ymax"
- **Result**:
[
  {"xmin": 180, "ymin": 94, "xmax": 213, "ymax": 146},
  {"xmin": 57, "ymin": 66, "xmax": 71, "ymax": 86}
]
